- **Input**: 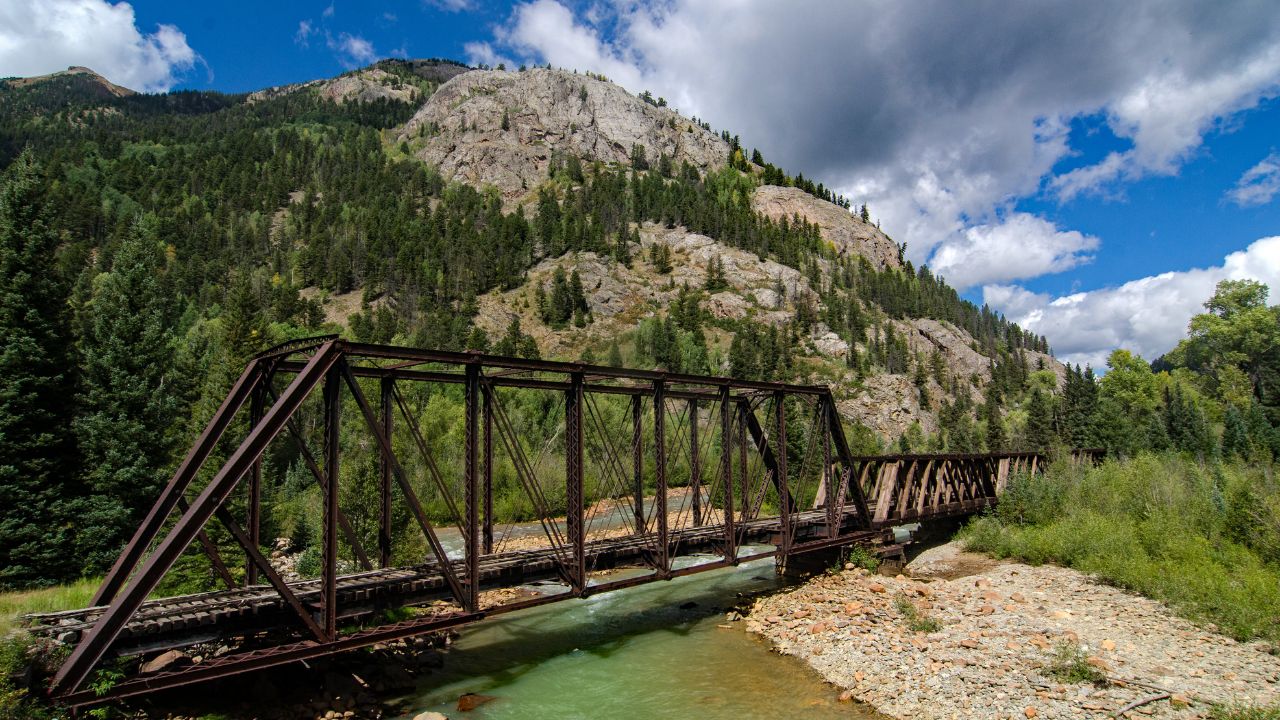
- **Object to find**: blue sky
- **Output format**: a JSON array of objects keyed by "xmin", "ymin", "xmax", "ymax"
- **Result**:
[{"xmin": 2, "ymin": 0, "xmax": 1278, "ymax": 368}]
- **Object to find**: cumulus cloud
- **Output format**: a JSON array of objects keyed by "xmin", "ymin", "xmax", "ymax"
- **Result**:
[
  {"xmin": 470, "ymin": 0, "xmax": 1280, "ymax": 286},
  {"xmin": 0, "ymin": 0, "xmax": 197, "ymax": 92},
  {"xmin": 985, "ymin": 236, "xmax": 1280, "ymax": 369},
  {"xmin": 1227, "ymin": 152, "xmax": 1280, "ymax": 207},
  {"xmin": 472, "ymin": 0, "xmax": 643, "ymax": 87},
  {"xmin": 930, "ymin": 213, "xmax": 1099, "ymax": 290},
  {"xmin": 327, "ymin": 32, "xmax": 378, "ymax": 68}
]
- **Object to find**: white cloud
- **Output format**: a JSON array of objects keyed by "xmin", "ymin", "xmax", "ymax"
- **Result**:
[
  {"xmin": 472, "ymin": 1, "xmax": 1280, "ymax": 287},
  {"xmin": 295, "ymin": 19, "xmax": 315, "ymax": 47},
  {"xmin": 322, "ymin": 3, "xmax": 335, "ymax": 19},
  {"xmin": 463, "ymin": 41, "xmax": 513, "ymax": 70},
  {"xmin": 1227, "ymin": 151, "xmax": 1280, "ymax": 207},
  {"xmin": 930, "ymin": 213, "xmax": 1099, "ymax": 290},
  {"xmin": 425, "ymin": 0, "xmax": 474, "ymax": 12},
  {"xmin": 0, "ymin": 0, "xmax": 197, "ymax": 93},
  {"xmin": 473, "ymin": 0, "xmax": 643, "ymax": 87},
  {"xmin": 327, "ymin": 32, "xmax": 377, "ymax": 68},
  {"xmin": 985, "ymin": 236, "xmax": 1280, "ymax": 368},
  {"xmin": 1054, "ymin": 46, "xmax": 1280, "ymax": 199}
]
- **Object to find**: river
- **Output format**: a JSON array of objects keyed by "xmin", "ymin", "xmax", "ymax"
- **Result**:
[{"xmin": 391, "ymin": 554, "xmax": 881, "ymax": 719}]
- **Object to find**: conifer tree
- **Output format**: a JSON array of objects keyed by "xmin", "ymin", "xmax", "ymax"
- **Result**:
[
  {"xmin": 983, "ymin": 389, "xmax": 1005, "ymax": 452},
  {"xmin": 0, "ymin": 150, "xmax": 79, "ymax": 586},
  {"xmin": 1024, "ymin": 388, "xmax": 1054, "ymax": 452},
  {"xmin": 75, "ymin": 215, "xmax": 182, "ymax": 570},
  {"xmin": 1222, "ymin": 405, "xmax": 1250, "ymax": 460}
]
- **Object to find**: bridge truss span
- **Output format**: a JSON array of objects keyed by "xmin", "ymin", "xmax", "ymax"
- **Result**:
[{"xmin": 32, "ymin": 338, "xmax": 1078, "ymax": 707}]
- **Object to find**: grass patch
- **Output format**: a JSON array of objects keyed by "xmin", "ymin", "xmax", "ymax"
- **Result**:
[
  {"xmin": 1208, "ymin": 704, "xmax": 1280, "ymax": 720},
  {"xmin": 893, "ymin": 594, "xmax": 942, "ymax": 633},
  {"xmin": 1043, "ymin": 640, "xmax": 1106, "ymax": 684},
  {"xmin": 0, "ymin": 577, "xmax": 100, "ymax": 635},
  {"xmin": 960, "ymin": 454, "xmax": 1280, "ymax": 646},
  {"xmin": 845, "ymin": 545, "xmax": 881, "ymax": 573}
]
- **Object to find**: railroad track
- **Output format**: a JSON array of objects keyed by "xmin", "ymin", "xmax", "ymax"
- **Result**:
[{"xmin": 25, "ymin": 509, "xmax": 853, "ymax": 655}]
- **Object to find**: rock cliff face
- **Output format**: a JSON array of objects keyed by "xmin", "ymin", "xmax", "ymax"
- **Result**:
[
  {"xmin": 752, "ymin": 185, "xmax": 901, "ymax": 270},
  {"xmin": 318, "ymin": 68, "xmax": 422, "ymax": 105},
  {"xmin": 473, "ymin": 222, "xmax": 814, "ymax": 359},
  {"xmin": 470, "ymin": 219, "xmax": 1064, "ymax": 439},
  {"xmin": 398, "ymin": 68, "xmax": 729, "ymax": 201}
]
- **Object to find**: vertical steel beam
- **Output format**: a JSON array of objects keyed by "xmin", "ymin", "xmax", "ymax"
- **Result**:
[
  {"xmin": 321, "ymin": 365, "xmax": 341, "ymax": 641},
  {"xmin": 482, "ymin": 380, "xmax": 494, "ymax": 556},
  {"xmin": 737, "ymin": 401, "xmax": 749, "ymax": 520},
  {"xmin": 719, "ymin": 386, "xmax": 735, "ymax": 563},
  {"xmin": 565, "ymin": 371, "xmax": 587, "ymax": 594},
  {"xmin": 631, "ymin": 396, "xmax": 644, "ymax": 535},
  {"xmin": 246, "ymin": 380, "xmax": 265, "ymax": 585},
  {"xmin": 823, "ymin": 396, "xmax": 836, "ymax": 538},
  {"xmin": 653, "ymin": 378, "xmax": 669, "ymax": 577},
  {"xmin": 824, "ymin": 394, "xmax": 872, "ymax": 528},
  {"xmin": 775, "ymin": 391, "xmax": 790, "ymax": 558},
  {"xmin": 464, "ymin": 363, "xmax": 481, "ymax": 611},
  {"xmin": 379, "ymin": 378, "xmax": 394, "ymax": 569},
  {"xmin": 689, "ymin": 398, "xmax": 701, "ymax": 526}
]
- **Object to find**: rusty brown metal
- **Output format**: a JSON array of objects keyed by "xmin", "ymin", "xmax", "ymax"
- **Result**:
[{"xmin": 49, "ymin": 338, "xmax": 1081, "ymax": 708}]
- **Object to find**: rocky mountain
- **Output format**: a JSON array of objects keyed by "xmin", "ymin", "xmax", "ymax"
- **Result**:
[
  {"xmin": 751, "ymin": 185, "xmax": 900, "ymax": 270},
  {"xmin": 2, "ymin": 65, "xmax": 135, "ymax": 99},
  {"xmin": 0, "ymin": 59, "xmax": 1062, "ymax": 450},
  {"xmin": 398, "ymin": 68, "xmax": 729, "ymax": 203}
]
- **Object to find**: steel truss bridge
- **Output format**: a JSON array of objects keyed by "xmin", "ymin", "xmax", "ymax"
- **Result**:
[{"xmin": 27, "ymin": 337, "xmax": 1085, "ymax": 708}]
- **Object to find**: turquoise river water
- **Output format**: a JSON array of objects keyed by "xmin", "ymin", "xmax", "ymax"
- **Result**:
[{"xmin": 391, "ymin": 556, "xmax": 880, "ymax": 720}]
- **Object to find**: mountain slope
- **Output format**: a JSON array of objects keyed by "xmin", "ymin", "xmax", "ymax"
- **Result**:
[{"xmin": 398, "ymin": 68, "xmax": 729, "ymax": 202}]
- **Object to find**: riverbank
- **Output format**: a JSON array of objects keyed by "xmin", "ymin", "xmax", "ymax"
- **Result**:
[{"xmin": 746, "ymin": 542, "xmax": 1280, "ymax": 719}]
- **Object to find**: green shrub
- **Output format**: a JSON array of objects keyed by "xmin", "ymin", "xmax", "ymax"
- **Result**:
[
  {"xmin": 0, "ymin": 635, "xmax": 57, "ymax": 720},
  {"xmin": 1209, "ymin": 704, "xmax": 1280, "ymax": 720},
  {"xmin": 1044, "ymin": 640, "xmax": 1105, "ymax": 684},
  {"xmin": 893, "ymin": 594, "xmax": 941, "ymax": 633},
  {"xmin": 845, "ymin": 545, "xmax": 881, "ymax": 572},
  {"xmin": 961, "ymin": 454, "xmax": 1280, "ymax": 646}
]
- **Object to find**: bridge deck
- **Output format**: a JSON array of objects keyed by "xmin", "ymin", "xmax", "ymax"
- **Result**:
[{"xmin": 27, "ymin": 508, "xmax": 888, "ymax": 656}]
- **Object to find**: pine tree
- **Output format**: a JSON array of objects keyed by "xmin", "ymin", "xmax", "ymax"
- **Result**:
[
  {"xmin": 1222, "ymin": 405, "xmax": 1250, "ymax": 460},
  {"xmin": 606, "ymin": 340, "xmax": 623, "ymax": 367},
  {"xmin": 0, "ymin": 150, "xmax": 79, "ymax": 586},
  {"xmin": 1024, "ymin": 389, "xmax": 1054, "ymax": 452},
  {"xmin": 75, "ymin": 215, "xmax": 183, "ymax": 571},
  {"xmin": 983, "ymin": 389, "xmax": 1006, "ymax": 452}
]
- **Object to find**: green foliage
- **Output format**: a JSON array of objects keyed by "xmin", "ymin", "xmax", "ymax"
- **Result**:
[
  {"xmin": 0, "ymin": 151, "xmax": 79, "ymax": 588},
  {"xmin": 0, "ymin": 635, "xmax": 54, "ymax": 720},
  {"xmin": 1044, "ymin": 640, "xmax": 1106, "ymax": 684},
  {"xmin": 962, "ymin": 454, "xmax": 1280, "ymax": 645},
  {"xmin": 893, "ymin": 594, "xmax": 942, "ymax": 633},
  {"xmin": 1208, "ymin": 704, "xmax": 1280, "ymax": 720},
  {"xmin": 1023, "ymin": 388, "xmax": 1055, "ymax": 452},
  {"xmin": 74, "ymin": 214, "xmax": 183, "ymax": 572},
  {"xmin": 845, "ymin": 545, "xmax": 881, "ymax": 572}
]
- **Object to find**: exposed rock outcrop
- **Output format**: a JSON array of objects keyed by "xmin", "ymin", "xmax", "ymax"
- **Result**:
[
  {"xmin": 473, "ymin": 223, "xmax": 814, "ymax": 358},
  {"xmin": 398, "ymin": 68, "xmax": 729, "ymax": 201},
  {"xmin": 752, "ymin": 185, "xmax": 901, "ymax": 270},
  {"xmin": 318, "ymin": 68, "xmax": 421, "ymax": 105}
]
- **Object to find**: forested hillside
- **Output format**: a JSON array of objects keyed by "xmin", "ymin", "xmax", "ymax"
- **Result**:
[{"xmin": 1, "ymin": 59, "xmax": 1274, "ymax": 592}]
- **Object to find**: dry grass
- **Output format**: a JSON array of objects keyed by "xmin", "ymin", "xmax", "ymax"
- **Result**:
[{"xmin": 0, "ymin": 578, "xmax": 100, "ymax": 635}]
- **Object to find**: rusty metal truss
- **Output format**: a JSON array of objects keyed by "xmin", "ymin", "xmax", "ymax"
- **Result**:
[{"xmin": 31, "ymin": 337, "xmax": 1081, "ymax": 708}]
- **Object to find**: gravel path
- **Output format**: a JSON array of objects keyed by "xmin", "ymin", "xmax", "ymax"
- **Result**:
[{"xmin": 745, "ymin": 542, "xmax": 1280, "ymax": 719}]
